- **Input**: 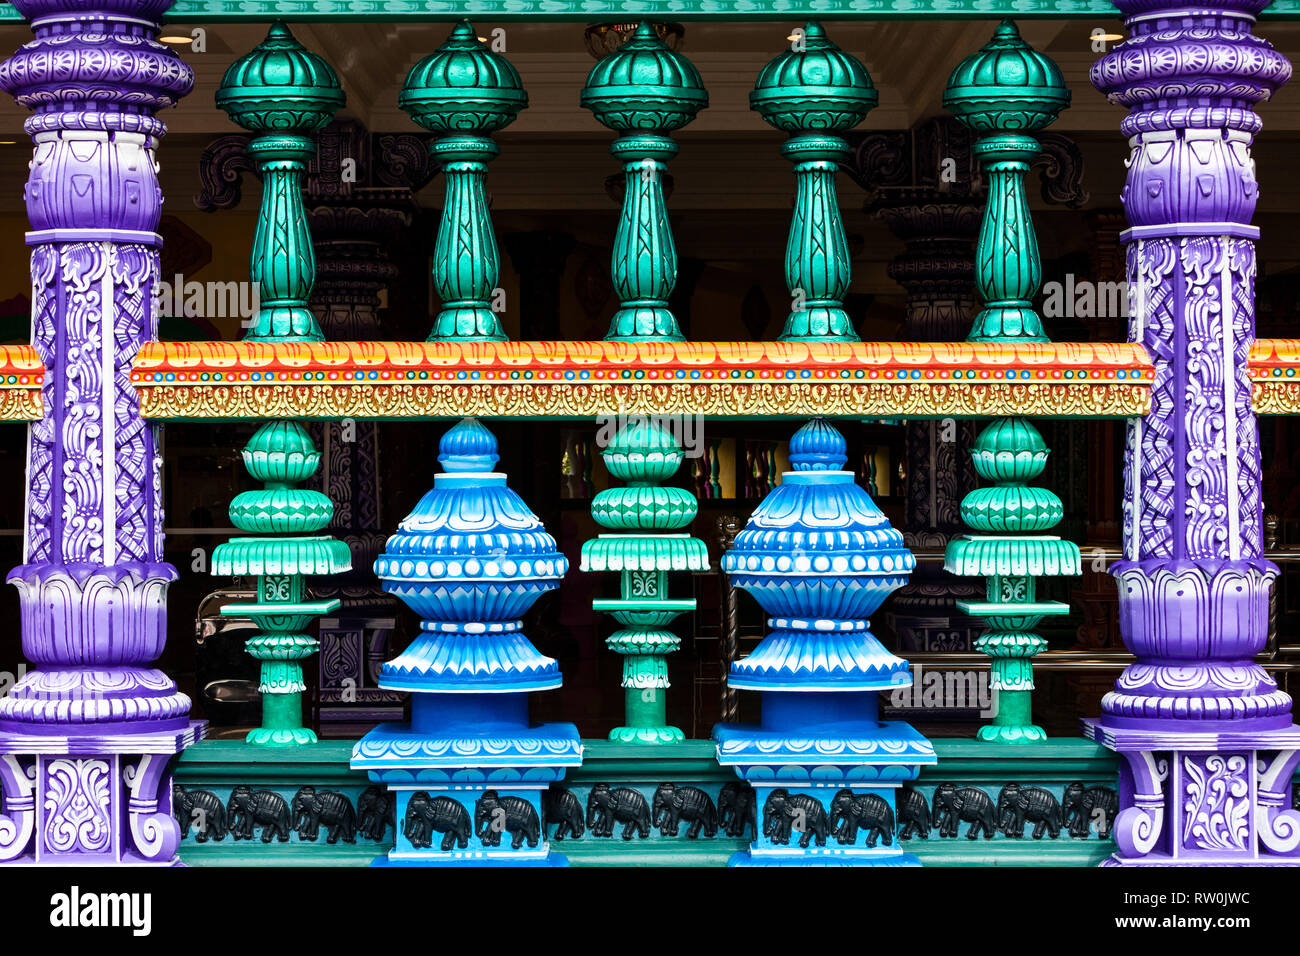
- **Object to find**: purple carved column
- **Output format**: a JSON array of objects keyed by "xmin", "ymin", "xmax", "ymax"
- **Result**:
[
  {"xmin": 1082, "ymin": 0, "xmax": 1300, "ymax": 864},
  {"xmin": 0, "ymin": 0, "xmax": 200, "ymax": 863}
]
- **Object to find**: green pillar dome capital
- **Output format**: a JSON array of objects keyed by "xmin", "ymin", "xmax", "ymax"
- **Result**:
[
  {"xmin": 751, "ymin": 21, "xmax": 877, "ymax": 134},
  {"xmin": 400, "ymin": 21, "xmax": 528, "ymax": 135},
  {"xmin": 580, "ymin": 21, "xmax": 707, "ymax": 133},
  {"xmin": 943, "ymin": 19, "xmax": 1070, "ymax": 133},
  {"xmin": 215, "ymin": 22, "xmax": 345, "ymax": 133}
]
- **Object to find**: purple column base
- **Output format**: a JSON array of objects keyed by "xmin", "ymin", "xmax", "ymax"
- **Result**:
[
  {"xmin": 0, "ymin": 721, "xmax": 205, "ymax": 865},
  {"xmin": 1081, "ymin": 718, "xmax": 1300, "ymax": 865},
  {"xmin": 1103, "ymin": 560, "xmax": 1288, "ymax": 728},
  {"xmin": 3, "ymin": 564, "xmax": 192, "ymax": 732}
]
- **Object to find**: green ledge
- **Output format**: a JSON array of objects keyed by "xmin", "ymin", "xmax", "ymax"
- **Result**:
[{"xmin": 175, "ymin": 737, "xmax": 1127, "ymax": 867}]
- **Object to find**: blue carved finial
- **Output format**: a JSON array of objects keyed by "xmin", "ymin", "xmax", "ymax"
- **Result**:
[
  {"xmin": 788, "ymin": 417, "xmax": 847, "ymax": 471},
  {"xmin": 437, "ymin": 417, "xmax": 500, "ymax": 472}
]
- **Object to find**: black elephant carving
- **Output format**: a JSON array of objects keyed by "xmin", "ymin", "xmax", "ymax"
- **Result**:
[
  {"xmin": 173, "ymin": 785, "xmax": 228, "ymax": 843},
  {"xmin": 653, "ymin": 783, "xmax": 718, "ymax": 838},
  {"xmin": 404, "ymin": 792, "xmax": 471, "ymax": 852},
  {"xmin": 292, "ymin": 787, "xmax": 357, "ymax": 844},
  {"xmin": 762, "ymin": 788, "xmax": 830, "ymax": 848},
  {"xmin": 1063, "ymin": 781, "xmax": 1119, "ymax": 839},
  {"xmin": 542, "ymin": 784, "xmax": 585, "ymax": 841},
  {"xmin": 475, "ymin": 790, "xmax": 540, "ymax": 850},
  {"xmin": 586, "ymin": 784, "xmax": 651, "ymax": 840},
  {"xmin": 829, "ymin": 789, "xmax": 894, "ymax": 848},
  {"xmin": 357, "ymin": 785, "xmax": 395, "ymax": 842},
  {"xmin": 718, "ymin": 781, "xmax": 757, "ymax": 840},
  {"xmin": 997, "ymin": 783, "xmax": 1062, "ymax": 839},
  {"xmin": 897, "ymin": 785, "xmax": 930, "ymax": 840},
  {"xmin": 228, "ymin": 786, "xmax": 292, "ymax": 843},
  {"xmin": 931, "ymin": 783, "xmax": 996, "ymax": 840}
]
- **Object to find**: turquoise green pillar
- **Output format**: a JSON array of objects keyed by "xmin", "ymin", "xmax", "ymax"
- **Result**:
[
  {"xmin": 213, "ymin": 423, "xmax": 350, "ymax": 745},
  {"xmin": 752, "ymin": 22, "xmax": 876, "ymax": 342},
  {"xmin": 580, "ymin": 421, "xmax": 708, "ymax": 743},
  {"xmin": 214, "ymin": 24, "xmax": 351, "ymax": 745},
  {"xmin": 400, "ymin": 22, "xmax": 527, "ymax": 341},
  {"xmin": 581, "ymin": 22, "xmax": 707, "ymax": 342},
  {"xmin": 942, "ymin": 20, "xmax": 1081, "ymax": 743}
]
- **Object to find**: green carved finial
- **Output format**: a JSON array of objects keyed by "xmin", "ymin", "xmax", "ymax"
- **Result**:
[
  {"xmin": 401, "ymin": 21, "xmax": 527, "ymax": 341},
  {"xmin": 581, "ymin": 21, "xmax": 708, "ymax": 341},
  {"xmin": 580, "ymin": 419, "xmax": 709, "ymax": 743},
  {"xmin": 945, "ymin": 418, "xmax": 1081, "ymax": 742},
  {"xmin": 213, "ymin": 422, "xmax": 352, "ymax": 746},
  {"xmin": 217, "ymin": 22, "xmax": 345, "ymax": 342},
  {"xmin": 752, "ymin": 22, "xmax": 877, "ymax": 342},
  {"xmin": 943, "ymin": 18, "xmax": 1069, "ymax": 342}
]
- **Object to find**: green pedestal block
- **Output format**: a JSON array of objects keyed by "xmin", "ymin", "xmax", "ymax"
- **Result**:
[{"xmin": 175, "ymin": 740, "xmax": 387, "ymax": 866}]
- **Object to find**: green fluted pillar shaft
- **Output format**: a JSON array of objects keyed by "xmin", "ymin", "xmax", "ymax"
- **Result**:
[
  {"xmin": 608, "ymin": 133, "xmax": 681, "ymax": 341},
  {"xmin": 247, "ymin": 134, "xmax": 322, "ymax": 342},
  {"xmin": 970, "ymin": 133, "xmax": 1046, "ymax": 342},
  {"xmin": 781, "ymin": 133, "xmax": 856, "ymax": 342},
  {"xmin": 430, "ymin": 134, "xmax": 507, "ymax": 341}
]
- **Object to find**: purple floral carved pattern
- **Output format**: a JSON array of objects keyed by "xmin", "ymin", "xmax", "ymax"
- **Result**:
[
  {"xmin": 1230, "ymin": 239, "xmax": 1263, "ymax": 558},
  {"xmin": 26, "ymin": 244, "xmax": 57, "ymax": 564},
  {"xmin": 60, "ymin": 242, "xmax": 108, "ymax": 565},
  {"xmin": 42, "ymin": 758, "xmax": 111, "ymax": 854},
  {"xmin": 1182, "ymin": 753, "xmax": 1251, "ymax": 852},
  {"xmin": 1129, "ymin": 239, "xmax": 1178, "ymax": 560},
  {"xmin": 112, "ymin": 243, "xmax": 158, "ymax": 564},
  {"xmin": 1183, "ymin": 236, "xmax": 1231, "ymax": 559}
]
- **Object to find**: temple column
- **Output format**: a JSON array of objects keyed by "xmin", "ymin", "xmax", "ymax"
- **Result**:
[
  {"xmin": 0, "ymin": 0, "xmax": 199, "ymax": 863},
  {"xmin": 1083, "ymin": 0, "xmax": 1300, "ymax": 864},
  {"xmin": 306, "ymin": 121, "xmax": 415, "ymax": 728},
  {"xmin": 872, "ymin": 173, "xmax": 983, "ymax": 653}
]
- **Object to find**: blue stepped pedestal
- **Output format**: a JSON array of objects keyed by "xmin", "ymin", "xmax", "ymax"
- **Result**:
[
  {"xmin": 351, "ymin": 418, "xmax": 582, "ymax": 866},
  {"xmin": 713, "ymin": 418, "xmax": 935, "ymax": 866}
]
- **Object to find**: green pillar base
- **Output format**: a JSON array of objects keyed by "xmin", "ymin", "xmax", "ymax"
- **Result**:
[
  {"xmin": 246, "ymin": 726, "xmax": 319, "ymax": 747},
  {"xmin": 608, "ymin": 725, "xmax": 685, "ymax": 745},
  {"xmin": 977, "ymin": 723, "xmax": 1047, "ymax": 744},
  {"xmin": 248, "ymin": 686, "xmax": 316, "ymax": 747}
]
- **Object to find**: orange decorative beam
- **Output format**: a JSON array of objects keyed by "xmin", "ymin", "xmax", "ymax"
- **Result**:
[
  {"xmin": 0, "ymin": 346, "xmax": 44, "ymax": 421},
  {"xmin": 1250, "ymin": 339, "xmax": 1300, "ymax": 415},
  {"xmin": 130, "ymin": 340, "xmax": 1152, "ymax": 421}
]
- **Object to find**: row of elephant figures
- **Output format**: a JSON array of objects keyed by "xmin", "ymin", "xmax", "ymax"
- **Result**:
[
  {"xmin": 174, "ymin": 778, "xmax": 1121, "ymax": 850},
  {"xmin": 563, "ymin": 780, "xmax": 1118, "ymax": 845},
  {"xmin": 761, "ymin": 782, "xmax": 1119, "ymax": 847},
  {"xmin": 399, "ymin": 782, "xmax": 759, "ymax": 851},
  {"xmin": 173, "ymin": 785, "xmax": 394, "ymax": 845},
  {"xmin": 906, "ymin": 782, "xmax": 1120, "ymax": 842}
]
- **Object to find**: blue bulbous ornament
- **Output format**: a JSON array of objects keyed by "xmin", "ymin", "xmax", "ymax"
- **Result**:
[
  {"xmin": 374, "ymin": 419, "xmax": 568, "ymax": 692},
  {"xmin": 722, "ymin": 418, "xmax": 915, "ymax": 690},
  {"xmin": 353, "ymin": 418, "xmax": 581, "ymax": 866},
  {"xmin": 714, "ymin": 418, "xmax": 934, "ymax": 866}
]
